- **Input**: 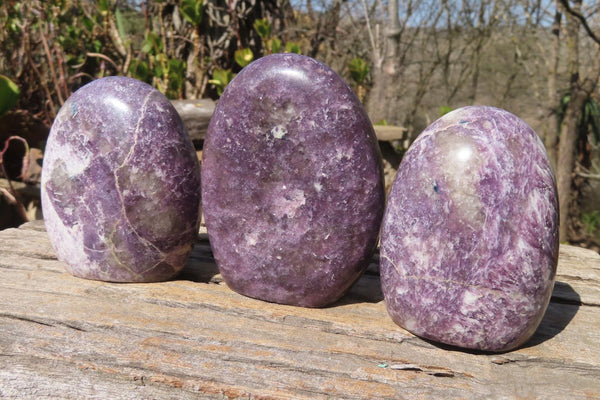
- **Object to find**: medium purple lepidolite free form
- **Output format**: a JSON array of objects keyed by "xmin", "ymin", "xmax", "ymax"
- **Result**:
[
  {"xmin": 202, "ymin": 54, "xmax": 385, "ymax": 307},
  {"xmin": 41, "ymin": 77, "xmax": 201, "ymax": 282},
  {"xmin": 380, "ymin": 106, "xmax": 559, "ymax": 352}
]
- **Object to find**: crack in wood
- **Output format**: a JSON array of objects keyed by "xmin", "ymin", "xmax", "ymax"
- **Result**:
[{"xmin": 0, "ymin": 313, "xmax": 87, "ymax": 332}]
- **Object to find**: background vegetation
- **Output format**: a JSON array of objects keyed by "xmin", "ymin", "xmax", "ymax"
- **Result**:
[{"xmin": 1, "ymin": 0, "xmax": 599, "ymax": 249}]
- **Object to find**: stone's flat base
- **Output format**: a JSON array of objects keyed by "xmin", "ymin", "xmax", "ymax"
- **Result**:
[
  {"xmin": 1, "ymin": 221, "xmax": 599, "ymax": 398},
  {"xmin": 381, "ymin": 106, "xmax": 559, "ymax": 351}
]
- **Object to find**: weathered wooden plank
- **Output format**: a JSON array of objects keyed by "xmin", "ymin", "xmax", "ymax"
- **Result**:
[
  {"xmin": 170, "ymin": 99, "xmax": 215, "ymax": 144},
  {"xmin": 169, "ymin": 99, "xmax": 408, "ymax": 143},
  {"xmin": 555, "ymin": 245, "xmax": 600, "ymax": 306},
  {"xmin": 372, "ymin": 125, "xmax": 408, "ymax": 142},
  {"xmin": 0, "ymin": 221, "xmax": 599, "ymax": 399}
]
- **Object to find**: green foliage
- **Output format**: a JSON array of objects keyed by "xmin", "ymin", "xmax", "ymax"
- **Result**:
[
  {"xmin": 180, "ymin": 0, "xmax": 204, "ymax": 26},
  {"xmin": 581, "ymin": 210, "xmax": 600, "ymax": 236},
  {"xmin": 439, "ymin": 106, "xmax": 453, "ymax": 116},
  {"xmin": 115, "ymin": 7, "xmax": 128, "ymax": 46},
  {"xmin": 582, "ymin": 97, "xmax": 600, "ymax": 145},
  {"xmin": 0, "ymin": 0, "xmax": 300, "ymax": 109},
  {"xmin": 266, "ymin": 37, "xmax": 282, "ymax": 54},
  {"xmin": 142, "ymin": 31, "xmax": 163, "ymax": 55},
  {"xmin": 558, "ymin": 95, "xmax": 600, "ymax": 145},
  {"xmin": 96, "ymin": 0, "xmax": 111, "ymax": 14},
  {"xmin": 253, "ymin": 18, "xmax": 272, "ymax": 40},
  {"xmin": 348, "ymin": 58, "xmax": 369, "ymax": 86},
  {"xmin": 348, "ymin": 58, "xmax": 369, "ymax": 103},
  {"xmin": 285, "ymin": 42, "xmax": 301, "ymax": 54},
  {"xmin": 235, "ymin": 48, "xmax": 254, "ymax": 68},
  {"xmin": 136, "ymin": 31, "xmax": 187, "ymax": 98},
  {"xmin": 164, "ymin": 58, "xmax": 186, "ymax": 98},
  {"xmin": 0, "ymin": 75, "xmax": 20, "ymax": 116},
  {"xmin": 209, "ymin": 69, "xmax": 234, "ymax": 96},
  {"xmin": 128, "ymin": 59, "xmax": 151, "ymax": 82},
  {"xmin": 253, "ymin": 18, "xmax": 299, "ymax": 56}
]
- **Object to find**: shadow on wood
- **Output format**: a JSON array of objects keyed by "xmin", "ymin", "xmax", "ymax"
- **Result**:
[
  {"xmin": 174, "ymin": 237, "xmax": 220, "ymax": 284},
  {"xmin": 1, "ymin": 221, "xmax": 600, "ymax": 398},
  {"xmin": 523, "ymin": 281, "xmax": 581, "ymax": 349}
]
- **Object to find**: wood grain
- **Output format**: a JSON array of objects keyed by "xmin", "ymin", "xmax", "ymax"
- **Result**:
[{"xmin": 0, "ymin": 220, "xmax": 599, "ymax": 399}]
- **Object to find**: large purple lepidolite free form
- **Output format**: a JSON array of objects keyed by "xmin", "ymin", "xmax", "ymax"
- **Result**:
[
  {"xmin": 202, "ymin": 54, "xmax": 385, "ymax": 307},
  {"xmin": 41, "ymin": 76, "xmax": 201, "ymax": 282},
  {"xmin": 380, "ymin": 106, "xmax": 559, "ymax": 352}
]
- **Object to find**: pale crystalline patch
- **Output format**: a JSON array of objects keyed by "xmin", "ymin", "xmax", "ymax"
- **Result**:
[
  {"xmin": 314, "ymin": 182, "xmax": 323, "ymax": 192},
  {"xmin": 245, "ymin": 231, "xmax": 259, "ymax": 247},
  {"xmin": 526, "ymin": 188, "xmax": 546, "ymax": 226},
  {"xmin": 481, "ymin": 120, "xmax": 494, "ymax": 131},
  {"xmin": 460, "ymin": 289, "xmax": 480, "ymax": 315},
  {"xmin": 402, "ymin": 234, "xmax": 432, "ymax": 269},
  {"xmin": 271, "ymin": 188, "xmax": 306, "ymax": 219},
  {"xmin": 270, "ymin": 125, "xmax": 287, "ymax": 139},
  {"xmin": 403, "ymin": 317, "xmax": 418, "ymax": 332},
  {"xmin": 60, "ymin": 146, "xmax": 93, "ymax": 179},
  {"xmin": 335, "ymin": 147, "xmax": 354, "ymax": 160}
]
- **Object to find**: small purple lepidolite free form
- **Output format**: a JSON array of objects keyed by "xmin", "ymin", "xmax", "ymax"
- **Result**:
[
  {"xmin": 202, "ymin": 54, "xmax": 385, "ymax": 307},
  {"xmin": 41, "ymin": 77, "xmax": 201, "ymax": 282},
  {"xmin": 380, "ymin": 106, "xmax": 559, "ymax": 352}
]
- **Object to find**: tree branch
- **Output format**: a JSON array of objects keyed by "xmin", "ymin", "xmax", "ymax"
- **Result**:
[
  {"xmin": 576, "ymin": 163, "xmax": 600, "ymax": 180},
  {"xmin": 558, "ymin": 0, "xmax": 600, "ymax": 45},
  {"xmin": 360, "ymin": 0, "xmax": 381, "ymax": 68}
]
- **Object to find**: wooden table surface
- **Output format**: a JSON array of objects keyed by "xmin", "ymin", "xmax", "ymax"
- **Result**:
[{"xmin": 0, "ymin": 220, "xmax": 599, "ymax": 399}]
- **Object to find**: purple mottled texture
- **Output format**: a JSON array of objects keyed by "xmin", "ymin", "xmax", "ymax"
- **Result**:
[
  {"xmin": 380, "ymin": 106, "xmax": 559, "ymax": 352},
  {"xmin": 41, "ymin": 77, "xmax": 201, "ymax": 282},
  {"xmin": 202, "ymin": 54, "xmax": 385, "ymax": 307}
]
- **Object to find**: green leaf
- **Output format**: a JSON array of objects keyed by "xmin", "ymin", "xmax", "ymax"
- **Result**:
[
  {"xmin": 0, "ymin": 75, "xmax": 20, "ymax": 116},
  {"xmin": 586, "ymin": 98, "xmax": 600, "ymax": 144},
  {"xmin": 166, "ymin": 59, "xmax": 186, "ymax": 99},
  {"xmin": 180, "ymin": 0, "xmax": 204, "ymax": 26},
  {"xmin": 142, "ymin": 32, "xmax": 162, "ymax": 54},
  {"xmin": 285, "ymin": 41, "xmax": 301, "ymax": 55},
  {"xmin": 253, "ymin": 18, "xmax": 272, "ymax": 39},
  {"xmin": 581, "ymin": 210, "xmax": 600, "ymax": 235},
  {"xmin": 97, "ymin": 0, "xmax": 110, "ymax": 14},
  {"xmin": 267, "ymin": 37, "xmax": 281, "ymax": 54},
  {"xmin": 234, "ymin": 48, "xmax": 254, "ymax": 68},
  {"xmin": 93, "ymin": 40, "xmax": 102, "ymax": 53},
  {"xmin": 128, "ymin": 60, "xmax": 150, "ymax": 82},
  {"xmin": 348, "ymin": 58, "xmax": 369, "ymax": 85},
  {"xmin": 210, "ymin": 68, "xmax": 234, "ymax": 96},
  {"xmin": 141, "ymin": 38, "xmax": 153, "ymax": 54},
  {"xmin": 439, "ymin": 106, "xmax": 453, "ymax": 116},
  {"xmin": 82, "ymin": 16, "xmax": 94, "ymax": 32},
  {"xmin": 115, "ymin": 7, "xmax": 127, "ymax": 45},
  {"xmin": 154, "ymin": 63, "xmax": 164, "ymax": 79}
]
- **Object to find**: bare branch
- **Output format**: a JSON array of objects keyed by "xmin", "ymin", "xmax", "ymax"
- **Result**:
[
  {"xmin": 576, "ymin": 163, "xmax": 600, "ymax": 180},
  {"xmin": 576, "ymin": 171, "xmax": 600, "ymax": 180},
  {"xmin": 360, "ymin": 0, "xmax": 381, "ymax": 67},
  {"xmin": 86, "ymin": 53, "xmax": 120, "ymax": 70},
  {"xmin": 559, "ymin": 0, "xmax": 600, "ymax": 44}
]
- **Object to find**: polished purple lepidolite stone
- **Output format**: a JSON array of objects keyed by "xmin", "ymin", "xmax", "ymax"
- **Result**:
[
  {"xmin": 202, "ymin": 54, "xmax": 385, "ymax": 307},
  {"xmin": 380, "ymin": 106, "xmax": 559, "ymax": 351},
  {"xmin": 41, "ymin": 76, "xmax": 201, "ymax": 282}
]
